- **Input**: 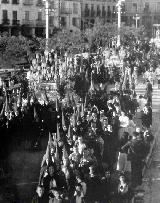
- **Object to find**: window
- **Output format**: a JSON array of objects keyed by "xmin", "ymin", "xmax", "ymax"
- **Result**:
[
  {"xmin": 12, "ymin": 0, "xmax": 19, "ymax": 4},
  {"xmin": 3, "ymin": 10, "xmax": 8, "ymax": 19},
  {"xmin": 144, "ymin": 2, "xmax": 149, "ymax": 13},
  {"xmin": 2, "ymin": 0, "xmax": 9, "ymax": 3},
  {"xmin": 91, "ymin": 4, "xmax": 95, "ymax": 17},
  {"xmin": 85, "ymin": 4, "xmax": 88, "ymax": 9},
  {"xmin": 97, "ymin": 5, "xmax": 101, "ymax": 16},
  {"xmin": 37, "ymin": 12, "xmax": 42, "ymax": 20},
  {"xmin": 73, "ymin": 3, "xmax": 78, "ymax": 14},
  {"xmin": 49, "ymin": 16, "xmax": 54, "ymax": 26},
  {"xmin": 102, "ymin": 5, "xmax": 106, "ymax": 17},
  {"xmin": 25, "ymin": 11, "xmax": 29, "ymax": 20},
  {"xmin": 133, "ymin": 3, "xmax": 137, "ymax": 12},
  {"xmin": 85, "ymin": 4, "xmax": 89, "ymax": 17},
  {"xmin": 145, "ymin": 2, "xmax": 149, "ymax": 9},
  {"xmin": 107, "ymin": 6, "xmax": 111, "ymax": 18},
  {"xmin": 157, "ymin": 2, "xmax": 160, "ymax": 12},
  {"xmin": 72, "ymin": 17, "xmax": 76, "ymax": 26},
  {"xmin": 13, "ymin": 11, "xmax": 17, "ymax": 20},
  {"xmin": 61, "ymin": 17, "xmax": 66, "ymax": 27}
]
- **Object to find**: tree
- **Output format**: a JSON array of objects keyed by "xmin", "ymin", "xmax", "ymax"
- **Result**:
[{"xmin": 0, "ymin": 35, "xmax": 35, "ymax": 68}]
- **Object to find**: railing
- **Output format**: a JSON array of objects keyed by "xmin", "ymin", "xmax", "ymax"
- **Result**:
[
  {"xmin": 12, "ymin": 19, "xmax": 20, "ymax": 25},
  {"xmin": 2, "ymin": 19, "xmax": 10, "ymax": 25},
  {"xmin": 36, "ymin": 19, "xmax": 45, "ymax": 27},
  {"xmin": 23, "ymin": 0, "xmax": 33, "ymax": 6},
  {"xmin": 22, "ymin": 19, "xmax": 34, "ymax": 26},
  {"xmin": 12, "ymin": 0, "xmax": 19, "ymax": 4},
  {"xmin": 1, "ymin": 0, "xmax": 9, "ymax": 3},
  {"xmin": 60, "ymin": 8, "xmax": 72, "ymax": 14}
]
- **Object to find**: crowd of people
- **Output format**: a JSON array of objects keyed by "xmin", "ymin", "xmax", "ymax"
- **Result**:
[{"xmin": 0, "ymin": 38, "xmax": 158, "ymax": 202}]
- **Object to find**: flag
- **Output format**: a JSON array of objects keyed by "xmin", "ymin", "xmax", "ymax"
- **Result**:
[
  {"xmin": 0, "ymin": 101, "xmax": 5, "ymax": 117},
  {"xmin": 17, "ymin": 88, "xmax": 22, "ymax": 107},
  {"xmin": 67, "ymin": 125, "xmax": 71, "ymax": 139},
  {"xmin": 89, "ymin": 71, "xmax": 95, "ymax": 93},
  {"xmin": 5, "ymin": 95, "xmax": 9, "ymax": 115},
  {"xmin": 61, "ymin": 110, "xmax": 66, "ymax": 127},
  {"xmin": 56, "ymin": 97, "xmax": 59, "ymax": 112},
  {"xmin": 71, "ymin": 94, "xmax": 76, "ymax": 107},
  {"xmin": 84, "ymin": 94, "xmax": 88, "ymax": 109},
  {"xmin": 13, "ymin": 101, "xmax": 17, "ymax": 113},
  {"xmin": 48, "ymin": 132, "xmax": 52, "ymax": 147},
  {"xmin": 62, "ymin": 145, "xmax": 68, "ymax": 161},
  {"xmin": 34, "ymin": 106, "xmax": 39, "ymax": 122},
  {"xmin": 56, "ymin": 124, "xmax": 60, "ymax": 142},
  {"xmin": 81, "ymin": 103, "xmax": 84, "ymax": 117},
  {"xmin": 72, "ymin": 109, "xmax": 77, "ymax": 127},
  {"xmin": 55, "ymin": 142, "xmax": 60, "ymax": 163},
  {"xmin": 45, "ymin": 143, "xmax": 51, "ymax": 164},
  {"xmin": 66, "ymin": 93, "xmax": 72, "ymax": 107},
  {"xmin": 76, "ymin": 105, "xmax": 81, "ymax": 119},
  {"xmin": 85, "ymin": 68, "xmax": 89, "ymax": 83}
]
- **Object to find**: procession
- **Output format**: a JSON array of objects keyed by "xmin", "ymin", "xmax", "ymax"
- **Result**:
[
  {"xmin": 2, "ymin": 0, "xmax": 160, "ymax": 201},
  {"xmin": 0, "ymin": 33, "xmax": 160, "ymax": 203}
]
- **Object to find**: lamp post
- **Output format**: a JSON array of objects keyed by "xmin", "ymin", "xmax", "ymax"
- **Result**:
[
  {"xmin": 116, "ymin": 0, "xmax": 125, "ymax": 47},
  {"xmin": 44, "ymin": 0, "xmax": 49, "ymax": 51},
  {"xmin": 133, "ymin": 14, "xmax": 140, "ymax": 28}
]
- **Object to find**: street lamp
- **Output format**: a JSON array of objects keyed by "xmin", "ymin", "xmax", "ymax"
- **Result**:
[
  {"xmin": 133, "ymin": 14, "xmax": 140, "ymax": 28},
  {"xmin": 116, "ymin": 0, "xmax": 125, "ymax": 47},
  {"xmin": 44, "ymin": 0, "xmax": 49, "ymax": 51},
  {"xmin": 43, "ymin": 0, "xmax": 55, "ymax": 52}
]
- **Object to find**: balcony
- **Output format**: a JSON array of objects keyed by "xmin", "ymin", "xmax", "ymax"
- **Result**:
[
  {"xmin": 12, "ymin": 0, "xmax": 19, "ymax": 4},
  {"xmin": 36, "ymin": 19, "xmax": 45, "ymax": 27},
  {"xmin": 84, "ymin": 9, "xmax": 90, "ymax": 17},
  {"xmin": 36, "ymin": 0, "xmax": 43, "ymax": 7},
  {"xmin": 2, "ymin": 19, "xmax": 10, "ymax": 25},
  {"xmin": 60, "ymin": 8, "xmax": 72, "ymax": 14},
  {"xmin": 2, "ymin": 0, "xmax": 9, "ymax": 3},
  {"xmin": 97, "ymin": 10, "xmax": 101, "ymax": 17},
  {"xmin": 91, "ymin": 10, "xmax": 95, "ymax": 17},
  {"xmin": 102, "ymin": 10, "xmax": 106, "ymax": 18},
  {"xmin": 23, "ymin": 0, "xmax": 33, "ymax": 6},
  {"xmin": 22, "ymin": 19, "xmax": 34, "ymax": 26},
  {"xmin": 12, "ymin": 19, "xmax": 20, "ymax": 25}
]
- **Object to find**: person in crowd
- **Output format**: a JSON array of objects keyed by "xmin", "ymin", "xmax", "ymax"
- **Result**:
[
  {"xmin": 117, "ymin": 174, "xmax": 129, "ymax": 203},
  {"xmin": 32, "ymin": 186, "xmax": 48, "ymax": 203},
  {"xmin": 119, "ymin": 111, "xmax": 129, "ymax": 140},
  {"xmin": 0, "ymin": 42, "xmax": 155, "ymax": 203}
]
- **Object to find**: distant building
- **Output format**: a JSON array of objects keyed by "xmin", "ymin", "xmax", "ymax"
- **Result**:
[
  {"xmin": 59, "ymin": 0, "xmax": 81, "ymax": 31},
  {"xmin": 124, "ymin": 0, "xmax": 160, "ymax": 37},
  {"xmin": 1, "ymin": 0, "xmax": 160, "ymax": 38},
  {"xmin": 0, "ymin": 0, "xmax": 60, "ymax": 37},
  {"xmin": 81, "ymin": 0, "xmax": 117, "ymax": 29}
]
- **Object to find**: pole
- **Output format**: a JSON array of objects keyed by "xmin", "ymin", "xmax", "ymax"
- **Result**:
[
  {"xmin": 133, "ymin": 14, "xmax": 140, "ymax": 29},
  {"xmin": 117, "ymin": 3, "xmax": 121, "ymax": 47},
  {"xmin": 45, "ymin": 0, "xmax": 49, "ymax": 51}
]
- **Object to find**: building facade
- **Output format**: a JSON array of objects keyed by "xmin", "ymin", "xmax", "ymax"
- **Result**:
[
  {"xmin": 124, "ymin": 0, "xmax": 160, "ymax": 36},
  {"xmin": 0, "ymin": 0, "xmax": 60, "ymax": 37},
  {"xmin": 81, "ymin": 0, "xmax": 117, "ymax": 29},
  {"xmin": 1, "ymin": 0, "xmax": 160, "ymax": 37},
  {"xmin": 59, "ymin": 0, "xmax": 81, "ymax": 31}
]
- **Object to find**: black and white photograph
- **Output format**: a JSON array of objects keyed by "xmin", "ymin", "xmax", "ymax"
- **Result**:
[{"xmin": 0, "ymin": 0, "xmax": 160, "ymax": 202}]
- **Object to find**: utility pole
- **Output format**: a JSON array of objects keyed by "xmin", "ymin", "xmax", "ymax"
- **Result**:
[
  {"xmin": 133, "ymin": 14, "xmax": 140, "ymax": 28},
  {"xmin": 44, "ymin": 0, "xmax": 49, "ymax": 51},
  {"xmin": 116, "ymin": 0, "xmax": 125, "ymax": 47}
]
